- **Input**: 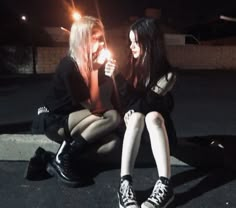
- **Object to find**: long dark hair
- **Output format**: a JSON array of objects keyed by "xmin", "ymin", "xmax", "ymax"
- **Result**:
[{"xmin": 127, "ymin": 18, "xmax": 172, "ymax": 89}]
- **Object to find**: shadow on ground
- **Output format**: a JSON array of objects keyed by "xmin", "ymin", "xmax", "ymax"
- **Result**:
[
  {"xmin": 23, "ymin": 134, "xmax": 236, "ymax": 207},
  {"xmin": 134, "ymin": 135, "xmax": 236, "ymax": 206}
]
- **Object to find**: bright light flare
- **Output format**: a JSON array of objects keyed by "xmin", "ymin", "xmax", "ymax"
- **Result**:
[
  {"xmin": 72, "ymin": 11, "xmax": 81, "ymax": 21},
  {"xmin": 60, "ymin": 27, "xmax": 70, "ymax": 33},
  {"xmin": 220, "ymin": 15, "xmax": 236, "ymax": 22},
  {"xmin": 20, "ymin": 15, "xmax": 27, "ymax": 22},
  {"xmin": 96, "ymin": 49, "xmax": 112, "ymax": 64}
]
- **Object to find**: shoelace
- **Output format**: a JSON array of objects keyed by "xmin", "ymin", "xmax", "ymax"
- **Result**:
[
  {"xmin": 120, "ymin": 180, "xmax": 136, "ymax": 205},
  {"xmin": 149, "ymin": 180, "xmax": 168, "ymax": 205},
  {"xmin": 61, "ymin": 154, "xmax": 73, "ymax": 174}
]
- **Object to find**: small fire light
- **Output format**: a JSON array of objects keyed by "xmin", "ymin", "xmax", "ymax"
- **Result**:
[{"xmin": 96, "ymin": 49, "xmax": 112, "ymax": 64}]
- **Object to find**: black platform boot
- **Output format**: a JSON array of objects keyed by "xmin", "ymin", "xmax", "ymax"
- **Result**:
[
  {"xmin": 47, "ymin": 140, "xmax": 87, "ymax": 187},
  {"xmin": 46, "ymin": 119, "xmax": 88, "ymax": 187}
]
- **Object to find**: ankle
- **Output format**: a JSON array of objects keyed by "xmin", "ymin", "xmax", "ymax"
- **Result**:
[
  {"xmin": 159, "ymin": 176, "xmax": 170, "ymax": 185},
  {"xmin": 121, "ymin": 174, "xmax": 133, "ymax": 184}
]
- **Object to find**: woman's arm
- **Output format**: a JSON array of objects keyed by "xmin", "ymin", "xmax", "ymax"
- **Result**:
[
  {"xmin": 62, "ymin": 59, "xmax": 90, "ymax": 107},
  {"xmin": 151, "ymin": 72, "xmax": 176, "ymax": 96}
]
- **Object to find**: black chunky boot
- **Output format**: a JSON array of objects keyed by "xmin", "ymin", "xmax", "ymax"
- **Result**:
[
  {"xmin": 46, "ymin": 118, "xmax": 88, "ymax": 187},
  {"xmin": 46, "ymin": 140, "xmax": 85, "ymax": 187}
]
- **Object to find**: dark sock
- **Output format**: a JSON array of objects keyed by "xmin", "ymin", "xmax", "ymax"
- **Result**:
[
  {"xmin": 159, "ymin": 176, "xmax": 170, "ymax": 185},
  {"xmin": 121, "ymin": 175, "xmax": 133, "ymax": 183},
  {"xmin": 71, "ymin": 135, "xmax": 88, "ymax": 153},
  {"xmin": 63, "ymin": 118, "xmax": 88, "ymax": 153}
]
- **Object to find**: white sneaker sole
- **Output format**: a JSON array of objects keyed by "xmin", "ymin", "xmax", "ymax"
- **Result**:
[{"xmin": 141, "ymin": 194, "xmax": 174, "ymax": 208}]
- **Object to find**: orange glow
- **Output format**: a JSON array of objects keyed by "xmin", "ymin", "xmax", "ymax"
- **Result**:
[{"xmin": 96, "ymin": 49, "xmax": 112, "ymax": 64}]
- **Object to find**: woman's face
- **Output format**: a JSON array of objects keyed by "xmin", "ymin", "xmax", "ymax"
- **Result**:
[
  {"xmin": 91, "ymin": 30, "xmax": 104, "ymax": 55},
  {"xmin": 129, "ymin": 30, "xmax": 141, "ymax": 59}
]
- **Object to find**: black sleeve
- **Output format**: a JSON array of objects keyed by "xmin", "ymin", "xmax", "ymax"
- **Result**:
[
  {"xmin": 60, "ymin": 58, "xmax": 90, "ymax": 106},
  {"xmin": 114, "ymin": 72, "xmax": 168, "ymax": 114},
  {"xmin": 114, "ymin": 73, "xmax": 141, "ymax": 110}
]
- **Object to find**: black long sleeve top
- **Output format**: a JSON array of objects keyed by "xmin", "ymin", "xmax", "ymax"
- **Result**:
[
  {"xmin": 114, "ymin": 73, "xmax": 174, "ymax": 116},
  {"xmin": 44, "ymin": 56, "xmax": 118, "ymax": 115}
]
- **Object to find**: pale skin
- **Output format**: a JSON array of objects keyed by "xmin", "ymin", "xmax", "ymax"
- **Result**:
[
  {"xmin": 59, "ymin": 30, "xmax": 121, "ymax": 154},
  {"xmin": 107, "ymin": 30, "xmax": 174, "ymax": 178},
  {"xmin": 120, "ymin": 30, "xmax": 171, "ymax": 178}
]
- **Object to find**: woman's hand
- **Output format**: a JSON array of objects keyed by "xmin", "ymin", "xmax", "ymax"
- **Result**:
[
  {"xmin": 105, "ymin": 58, "xmax": 117, "ymax": 77},
  {"xmin": 93, "ymin": 48, "xmax": 111, "ymax": 70},
  {"xmin": 124, "ymin": 109, "xmax": 135, "ymax": 126}
]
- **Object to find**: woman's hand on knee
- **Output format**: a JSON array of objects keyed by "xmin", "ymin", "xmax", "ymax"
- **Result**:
[{"xmin": 124, "ymin": 109, "xmax": 135, "ymax": 126}]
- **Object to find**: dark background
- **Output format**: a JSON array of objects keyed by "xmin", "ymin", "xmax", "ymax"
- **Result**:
[{"xmin": 0, "ymin": 0, "xmax": 236, "ymax": 39}]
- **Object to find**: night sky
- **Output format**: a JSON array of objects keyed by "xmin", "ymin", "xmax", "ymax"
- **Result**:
[{"xmin": 0, "ymin": 0, "xmax": 236, "ymax": 37}]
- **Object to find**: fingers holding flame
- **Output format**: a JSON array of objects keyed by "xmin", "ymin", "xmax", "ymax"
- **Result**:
[{"xmin": 96, "ymin": 49, "xmax": 112, "ymax": 65}]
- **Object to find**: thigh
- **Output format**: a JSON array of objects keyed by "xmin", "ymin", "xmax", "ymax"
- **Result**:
[
  {"xmin": 69, "ymin": 110, "xmax": 102, "ymax": 135},
  {"xmin": 68, "ymin": 109, "xmax": 93, "ymax": 129}
]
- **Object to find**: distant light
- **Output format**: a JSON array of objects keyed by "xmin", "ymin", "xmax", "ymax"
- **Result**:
[
  {"xmin": 20, "ymin": 15, "xmax": 27, "ymax": 22},
  {"xmin": 220, "ymin": 15, "xmax": 236, "ymax": 22},
  {"xmin": 72, "ymin": 11, "xmax": 81, "ymax": 21},
  {"xmin": 60, "ymin": 27, "xmax": 70, "ymax": 33}
]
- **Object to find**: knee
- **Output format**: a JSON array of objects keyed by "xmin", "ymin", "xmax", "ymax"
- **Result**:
[
  {"xmin": 145, "ymin": 111, "xmax": 165, "ymax": 129},
  {"xmin": 127, "ymin": 112, "xmax": 145, "ymax": 129},
  {"xmin": 104, "ymin": 110, "xmax": 121, "ymax": 128}
]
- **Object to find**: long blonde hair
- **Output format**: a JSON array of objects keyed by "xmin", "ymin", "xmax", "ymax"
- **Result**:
[{"xmin": 69, "ymin": 16, "xmax": 105, "ymax": 83}]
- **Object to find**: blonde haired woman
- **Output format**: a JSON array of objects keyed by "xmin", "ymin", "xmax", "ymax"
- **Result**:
[{"xmin": 40, "ymin": 16, "xmax": 120, "ymax": 187}]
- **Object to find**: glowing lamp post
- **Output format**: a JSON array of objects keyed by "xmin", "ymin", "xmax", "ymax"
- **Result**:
[
  {"xmin": 220, "ymin": 15, "xmax": 236, "ymax": 22},
  {"xmin": 20, "ymin": 15, "xmax": 28, "ymax": 22},
  {"xmin": 20, "ymin": 14, "xmax": 36, "ymax": 74},
  {"xmin": 72, "ymin": 11, "xmax": 81, "ymax": 21}
]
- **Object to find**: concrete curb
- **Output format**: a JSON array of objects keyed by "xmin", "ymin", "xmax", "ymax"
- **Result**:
[{"xmin": 0, "ymin": 134, "xmax": 188, "ymax": 166}]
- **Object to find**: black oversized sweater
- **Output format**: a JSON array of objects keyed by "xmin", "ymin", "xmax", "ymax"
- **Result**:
[
  {"xmin": 44, "ymin": 56, "xmax": 117, "ymax": 115},
  {"xmin": 114, "ymin": 73, "xmax": 174, "ymax": 116}
]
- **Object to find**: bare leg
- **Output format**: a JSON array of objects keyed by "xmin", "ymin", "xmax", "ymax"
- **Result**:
[
  {"xmin": 120, "ymin": 112, "xmax": 145, "ymax": 177},
  {"xmin": 68, "ymin": 109, "xmax": 121, "ymax": 143},
  {"xmin": 145, "ymin": 111, "xmax": 171, "ymax": 178}
]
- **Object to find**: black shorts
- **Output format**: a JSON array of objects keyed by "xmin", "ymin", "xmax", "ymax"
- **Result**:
[{"xmin": 31, "ymin": 113, "xmax": 67, "ymax": 144}]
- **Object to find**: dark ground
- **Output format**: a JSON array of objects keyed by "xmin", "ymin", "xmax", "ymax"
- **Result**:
[
  {"xmin": 1, "ymin": 70, "xmax": 236, "ymax": 207},
  {"xmin": 0, "ymin": 161, "xmax": 236, "ymax": 208}
]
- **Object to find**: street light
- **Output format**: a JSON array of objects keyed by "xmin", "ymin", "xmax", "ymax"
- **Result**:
[
  {"xmin": 220, "ymin": 15, "xmax": 236, "ymax": 23},
  {"xmin": 19, "ymin": 14, "xmax": 36, "ymax": 74},
  {"xmin": 72, "ymin": 11, "xmax": 81, "ymax": 21},
  {"xmin": 60, "ymin": 27, "xmax": 70, "ymax": 33},
  {"xmin": 20, "ymin": 15, "xmax": 28, "ymax": 22}
]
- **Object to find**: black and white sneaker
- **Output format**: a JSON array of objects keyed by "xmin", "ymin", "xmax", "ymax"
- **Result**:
[
  {"xmin": 141, "ymin": 177, "xmax": 174, "ymax": 208},
  {"xmin": 118, "ymin": 179, "xmax": 140, "ymax": 208}
]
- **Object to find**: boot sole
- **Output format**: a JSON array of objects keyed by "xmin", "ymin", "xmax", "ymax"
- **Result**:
[{"xmin": 46, "ymin": 162, "xmax": 81, "ymax": 188}]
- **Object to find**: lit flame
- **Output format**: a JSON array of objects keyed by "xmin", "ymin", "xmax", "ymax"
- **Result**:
[{"xmin": 96, "ymin": 49, "xmax": 112, "ymax": 65}]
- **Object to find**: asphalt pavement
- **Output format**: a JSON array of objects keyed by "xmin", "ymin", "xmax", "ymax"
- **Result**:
[
  {"xmin": 1, "ymin": 161, "xmax": 236, "ymax": 208},
  {"xmin": 1, "ymin": 70, "xmax": 236, "ymax": 207}
]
